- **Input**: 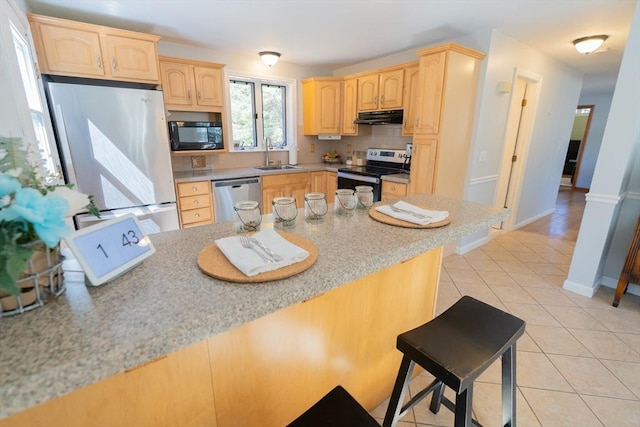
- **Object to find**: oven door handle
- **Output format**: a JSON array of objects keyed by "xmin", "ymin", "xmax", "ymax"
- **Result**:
[{"xmin": 337, "ymin": 172, "xmax": 380, "ymax": 184}]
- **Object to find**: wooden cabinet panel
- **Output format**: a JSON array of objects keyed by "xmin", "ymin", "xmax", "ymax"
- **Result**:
[
  {"xmin": 381, "ymin": 181, "xmax": 408, "ymax": 201},
  {"xmin": 104, "ymin": 34, "xmax": 159, "ymax": 82},
  {"xmin": 177, "ymin": 181, "xmax": 210, "ymax": 196},
  {"xmin": 326, "ymin": 171, "xmax": 337, "ymax": 203},
  {"xmin": 262, "ymin": 172, "xmax": 310, "ymax": 213},
  {"xmin": 159, "ymin": 61, "xmax": 193, "ymax": 106},
  {"xmin": 310, "ymin": 171, "xmax": 327, "ymax": 195},
  {"xmin": 302, "ymin": 78, "xmax": 341, "ymax": 135},
  {"xmin": 28, "ymin": 14, "xmax": 160, "ymax": 83},
  {"xmin": 159, "ymin": 56, "xmax": 225, "ymax": 112},
  {"xmin": 357, "ymin": 69, "xmax": 404, "ymax": 112},
  {"xmin": 408, "ymin": 137, "xmax": 437, "ymax": 196},
  {"xmin": 341, "ymin": 78, "xmax": 358, "ymax": 135},
  {"xmin": 193, "ymin": 66, "xmax": 224, "ymax": 107},
  {"xmin": 414, "ymin": 52, "xmax": 446, "ymax": 135},
  {"xmin": 378, "ymin": 69, "xmax": 404, "ymax": 109},
  {"xmin": 0, "ymin": 342, "xmax": 217, "ymax": 427},
  {"xmin": 207, "ymin": 248, "xmax": 442, "ymax": 426},
  {"xmin": 357, "ymin": 74, "xmax": 379, "ymax": 111},
  {"xmin": 35, "ymin": 22, "xmax": 105, "ymax": 77},
  {"xmin": 401, "ymin": 65, "xmax": 420, "ymax": 136},
  {"xmin": 176, "ymin": 181, "xmax": 213, "ymax": 227}
]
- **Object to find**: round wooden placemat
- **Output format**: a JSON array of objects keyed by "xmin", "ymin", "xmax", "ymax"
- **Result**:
[
  {"xmin": 197, "ymin": 232, "xmax": 318, "ymax": 283},
  {"xmin": 368, "ymin": 204, "xmax": 452, "ymax": 229}
]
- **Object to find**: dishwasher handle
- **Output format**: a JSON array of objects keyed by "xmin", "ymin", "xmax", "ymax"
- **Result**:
[{"xmin": 213, "ymin": 177, "xmax": 261, "ymax": 188}]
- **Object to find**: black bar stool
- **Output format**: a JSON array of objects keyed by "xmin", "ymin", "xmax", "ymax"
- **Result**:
[
  {"xmin": 383, "ymin": 296, "xmax": 526, "ymax": 427},
  {"xmin": 287, "ymin": 385, "xmax": 379, "ymax": 427}
]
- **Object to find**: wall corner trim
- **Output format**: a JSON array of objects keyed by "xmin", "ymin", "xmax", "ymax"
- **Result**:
[
  {"xmin": 585, "ymin": 192, "xmax": 622, "ymax": 204},
  {"xmin": 563, "ymin": 279, "xmax": 599, "ymax": 297}
]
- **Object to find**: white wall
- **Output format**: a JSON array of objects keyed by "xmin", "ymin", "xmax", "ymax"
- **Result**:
[
  {"xmin": 575, "ymin": 91, "xmax": 614, "ymax": 188},
  {"xmin": 457, "ymin": 30, "xmax": 584, "ymax": 250},
  {"xmin": 564, "ymin": 0, "xmax": 640, "ymax": 297}
]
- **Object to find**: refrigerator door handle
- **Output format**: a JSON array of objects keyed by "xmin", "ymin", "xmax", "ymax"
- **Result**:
[{"xmin": 53, "ymin": 104, "xmax": 78, "ymax": 186}]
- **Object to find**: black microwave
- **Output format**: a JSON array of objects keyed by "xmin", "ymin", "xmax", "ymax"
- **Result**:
[{"xmin": 168, "ymin": 121, "xmax": 224, "ymax": 151}]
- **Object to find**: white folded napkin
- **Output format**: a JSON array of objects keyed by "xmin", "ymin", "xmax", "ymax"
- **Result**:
[
  {"xmin": 215, "ymin": 228, "xmax": 310, "ymax": 277},
  {"xmin": 375, "ymin": 201, "xmax": 449, "ymax": 226}
]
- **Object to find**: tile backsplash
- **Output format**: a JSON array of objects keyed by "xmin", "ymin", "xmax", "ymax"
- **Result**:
[{"xmin": 170, "ymin": 124, "xmax": 412, "ymax": 172}]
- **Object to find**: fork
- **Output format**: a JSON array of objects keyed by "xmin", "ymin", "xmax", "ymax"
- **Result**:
[
  {"xmin": 248, "ymin": 237, "xmax": 283, "ymax": 261},
  {"xmin": 389, "ymin": 205, "xmax": 431, "ymax": 219},
  {"xmin": 239, "ymin": 236, "xmax": 273, "ymax": 263}
]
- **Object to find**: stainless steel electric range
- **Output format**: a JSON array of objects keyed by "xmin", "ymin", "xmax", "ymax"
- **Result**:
[{"xmin": 337, "ymin": 148, "xmax": 411, "ymax": 202}]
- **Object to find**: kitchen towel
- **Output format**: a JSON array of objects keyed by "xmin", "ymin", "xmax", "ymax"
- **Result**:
[
  {"xmin": 215, "ymin": 228, "xmax": 309, "ymax": 276},
  {"xmin": 375, "ymin": 201, "xmax": 449, "ymax": 226}
]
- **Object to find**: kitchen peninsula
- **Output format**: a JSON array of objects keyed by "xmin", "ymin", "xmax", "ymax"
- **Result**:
[{"xmin": 0, "ymin": 194, "xmax": 508, "ymax": 427}]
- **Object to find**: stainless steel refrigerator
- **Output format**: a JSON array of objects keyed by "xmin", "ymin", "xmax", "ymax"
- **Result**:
[{"xmin": 47, "ymin": 81, "xmax": 179, "ymax": 234}]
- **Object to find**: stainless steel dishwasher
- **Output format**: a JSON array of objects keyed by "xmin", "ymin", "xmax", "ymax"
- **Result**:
[{"xmin": 212, "ymin": 177, "xmax": 262, "ymax": 223}]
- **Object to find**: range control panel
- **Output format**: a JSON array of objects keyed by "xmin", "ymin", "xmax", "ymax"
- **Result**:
[{"xmin": 366, "ymin": 148, "xmax": 408, "ymax": 164}]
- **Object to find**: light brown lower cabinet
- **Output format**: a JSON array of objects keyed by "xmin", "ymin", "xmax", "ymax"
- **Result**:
[
  {"xmin": 1, "ymin": 341, "xmax": 217, "ymax": 427},
  {"xmin": 261, "ymin": 173, "xmax": 310, "ymax": 214},
  {"xmin": 1, "ymin": 248, "xmax": 442, "ymax": 427},
  {"xmin": 176, "ymin": 181, "xmax": 214, "ymax": 228},
  {"xmin": 381, "ymin": 181, "xmax": 408, "ymax": 201},
  {"xmin": 326, "ymin": 171, "xmax": 337, "ymax": 203}
]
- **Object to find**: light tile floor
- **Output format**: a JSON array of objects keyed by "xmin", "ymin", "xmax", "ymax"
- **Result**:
[{"xmin": 370, "ymin": 194, "xmax": 640, "ymax": 426}]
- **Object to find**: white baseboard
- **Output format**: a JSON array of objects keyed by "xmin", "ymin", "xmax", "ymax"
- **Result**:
[
  {"xmin": 600, "ymin": 275, "xmax": 640, "ymax": 297},
  {"xmin": 513, "ymin": 208, "xmax": 555, "ymax": 230},
  {"xmin": 563, "ymin": 279, "xmax": 600, "ymax": 297},
  {"xmin": 455, "ymin": 235, "xmax": 491, "ymax": 255}
]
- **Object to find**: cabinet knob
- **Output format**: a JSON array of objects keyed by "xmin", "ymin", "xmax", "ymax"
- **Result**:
[
  {"xmin": 187, "ymin": 90, "xmax": 191, "ymax": 100},
  {"xmin": 194, "ymin": 200, "xmax": 199, "ymax": 205},
  {"xmin": 195, "ymin": 213, "xmax": 200, "ymax": 218},
  {"xmin": 197, "ymin": 91, "xmax": 202, "ymax": 100},
  {"xmin": 111, "ymin": 58, "xmax": 117, "ymax": 71},
  {"xmin": 391, "ymin": 186, "xmax": 396, "ymax": 191},
  {"xmin": 192, "ymin": 186, "xmax": 197, "ymax": 191},
  {"xmin": 96, "ymin": 56, "xmax": 102, "ymax": 70}
]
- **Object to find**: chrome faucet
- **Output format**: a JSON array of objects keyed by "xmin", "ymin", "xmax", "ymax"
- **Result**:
[{"xmin": 265, "ymin": 137, "xmax": 273, "ymax": 166}]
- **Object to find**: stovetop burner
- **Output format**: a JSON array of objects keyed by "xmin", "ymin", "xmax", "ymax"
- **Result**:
[{"xmin": 337, "ymin": 165, "xmax": 408, "ymax": 178}]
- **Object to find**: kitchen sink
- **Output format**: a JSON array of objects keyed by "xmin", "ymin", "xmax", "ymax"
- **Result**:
[{"xmin": 254, "ymin": 165, "xmax": 302, "ymax": 171}]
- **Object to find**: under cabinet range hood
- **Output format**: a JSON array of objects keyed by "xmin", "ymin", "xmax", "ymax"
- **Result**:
[{"xmin": 353, "ymin": 110, "xmax": 403, "ymax": 125}]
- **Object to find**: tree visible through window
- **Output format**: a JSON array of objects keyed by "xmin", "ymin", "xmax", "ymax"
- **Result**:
[{"xmin": 229, "ymin": 78, "xmax": 287, "ymax": 150}]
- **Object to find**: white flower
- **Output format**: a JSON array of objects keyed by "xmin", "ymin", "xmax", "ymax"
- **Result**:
[{"xmin": 49, "ymin": 186, "xmax": 92, "ymax": 217}]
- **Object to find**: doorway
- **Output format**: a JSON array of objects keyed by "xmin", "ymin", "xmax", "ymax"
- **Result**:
[
  {"xmin": 562, "ymin": 105, "xmax": 594, "ymax": 190},
  {"xmin": 493, "ymin": 71, "xmax": 542, "ymax": 232}
]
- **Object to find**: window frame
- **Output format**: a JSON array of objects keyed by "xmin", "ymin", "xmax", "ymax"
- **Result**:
[{"xmin": 225, "ymin": 70, "xmax": 296, "ymax": 153}]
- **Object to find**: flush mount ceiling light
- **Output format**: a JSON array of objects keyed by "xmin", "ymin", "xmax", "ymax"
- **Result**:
[
  {"xmin": 259, "ymin": 51, "xmax": 281, "ymax": 66},
  {"xmin": 572, "ymin": 35, "xmax": 609, "ymax": 54}
]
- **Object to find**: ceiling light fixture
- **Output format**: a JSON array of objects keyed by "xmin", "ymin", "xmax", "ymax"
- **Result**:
[
  {"xmin": 259, "ymin": 51, "xmax": 281, "ymax": 66},
  {"xmin": 572, "ymin": 35, "xmax": 609, "ymax": 54}
]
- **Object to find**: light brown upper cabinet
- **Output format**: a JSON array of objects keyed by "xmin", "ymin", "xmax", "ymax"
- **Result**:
[
  {"xmin": 302, "ymin": 77, "xmax": 342, "ymax": 135},
  {"xmin": 341, "ymin": 78, "xmax": 358, "ymax": 135},
  {"xmin": 409, "ymin": 43, "xmax": 485, "ymax": 199},
  {"xmin": 159, "ymin": 56, "xmax": 225, "ymax": 112},
  {"xmin": 28, "ymin": 14, "xmax": 160, "ymax": 84},
  {"xmin": 401, "ymin": 64, "xmax": 420, "ymax": 136},
  {"xmin": 357, "ymin": 69, "xmax": 404, "ymax": 112}
]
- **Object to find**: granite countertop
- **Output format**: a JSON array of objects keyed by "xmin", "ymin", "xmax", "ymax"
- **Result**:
[
  {"xmin": 381, "ymin": 173, "xmax": 411, "ymax": 184},
  {"xmin": 0, "ymin": 194, "xmax": 508, "ymax": 419},
  {"xmin": 173, "ymin": 162, "xmax": 339, "ymax": 183}
]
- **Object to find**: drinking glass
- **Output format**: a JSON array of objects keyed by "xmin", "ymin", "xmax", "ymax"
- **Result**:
[
  {"xmin": 272, "ymin": 197, "xmax": 297, "ymax": 226},
  {"xmin": 234, "ymin": 200, "xmax": 261, "ymax": 232},
  {"xmin": 355, "ymin": 185, "xmax": 374, "ymax": 209},
  {"xmin": 334, "ymin": 189, "xmax": 356, "ymax": 215},
  {"xmin": 304, "ymin": 192, "xmax": 328, "ymax": 221}
]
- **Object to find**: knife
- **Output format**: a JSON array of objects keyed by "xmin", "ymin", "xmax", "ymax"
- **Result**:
[{"xmin": 249, "ymin": 237, "xmax": 284, "ymax": 261}]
